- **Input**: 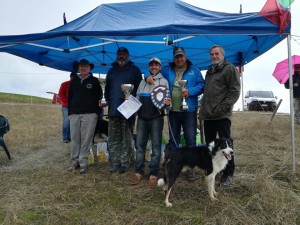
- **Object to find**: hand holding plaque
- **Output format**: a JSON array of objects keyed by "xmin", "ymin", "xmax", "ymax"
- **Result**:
[{"xmin": 178, "ymin": 80, "xmax": 188, "ymax": 110}]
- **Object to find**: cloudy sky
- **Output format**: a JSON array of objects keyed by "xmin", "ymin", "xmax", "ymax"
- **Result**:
[{"xmin": 0, "ymin": 0, "xmax": 299, "ymax": 113}]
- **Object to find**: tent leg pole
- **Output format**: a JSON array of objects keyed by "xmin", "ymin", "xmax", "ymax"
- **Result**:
[{"xmin": 287, "ymin": 34, "xmax": 296, "ymax": 173}]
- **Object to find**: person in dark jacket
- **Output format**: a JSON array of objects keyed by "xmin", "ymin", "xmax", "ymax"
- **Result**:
[
  {"xmin": 200, "ymin": 45, "xmax": 240, "ymax": 186},
  {"xmin": 105, "ymin": 47, "xmax": 143, "ymax": 174},
  {"xmin": 284, "ymin": 64, "xmax": 300, "ymax": 125},
  {"xmin": 68, "ymin": 59, "xmax": 103, "ymax": 174},
  {"xmin": 130, "ymin": 57, "xmax": 169, "ymax": 187},
  {"xmin": 145, "ymin": 47, "xmax": 205, "ymax": 181}
]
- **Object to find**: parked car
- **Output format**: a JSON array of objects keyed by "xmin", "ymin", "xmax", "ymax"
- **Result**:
[{"xmin": 244, "ymin": 90, "xmax": 277, "ymax": 111}]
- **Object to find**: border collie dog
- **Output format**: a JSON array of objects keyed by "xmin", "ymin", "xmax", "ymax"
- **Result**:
[{"xmin": 157, "ymin": 138, "xmax": 234, "ymax": 207}]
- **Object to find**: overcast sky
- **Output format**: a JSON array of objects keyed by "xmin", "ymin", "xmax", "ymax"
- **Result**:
[{"xmin": 0, "ymin": 0, "xmax": 299, "ymax": 113}]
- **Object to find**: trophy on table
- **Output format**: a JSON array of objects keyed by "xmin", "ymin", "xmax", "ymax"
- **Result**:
[
  {"xmin": 98, "ymin": 77, "xmax": 107, "ymax": 104},
  {"xmin": 178, "ymin": 80, "xmax": 188, "ymax": 110},
  {"xmin": 121, "ymin": 84, "xmax": 134, "ymax": 100}
]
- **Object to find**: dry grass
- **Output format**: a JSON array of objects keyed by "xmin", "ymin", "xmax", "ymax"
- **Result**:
[{"xmin": 0, "ymin": 103, "xmax": 300, "ymax": 225}]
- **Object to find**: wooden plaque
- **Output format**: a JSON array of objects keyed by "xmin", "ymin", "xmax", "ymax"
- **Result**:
[{"xmin": 151, "ymin": 85, "xmax": 170, "ymax": 109}]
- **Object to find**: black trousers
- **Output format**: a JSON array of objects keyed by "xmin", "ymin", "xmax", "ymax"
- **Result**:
[{"xmin": 203, "ymin": 118, "xmax": 235, "ymax": 176}]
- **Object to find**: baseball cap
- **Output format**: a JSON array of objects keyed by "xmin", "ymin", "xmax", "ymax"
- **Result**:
[
  {"xmin": 149, "ymin": 57, "xmax": 161, "ymax": 65},
  {"xmin": 173, "ymin": 47, "xmax": 186, "ymax": 58},
  {"xmin": 117, "ymin": 47, "xmax": 129, "ymax": 55}
]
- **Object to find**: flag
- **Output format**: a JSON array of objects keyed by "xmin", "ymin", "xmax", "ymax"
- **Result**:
[
  {"xmin": 259, "ymin": 0, "xmax": 291, "ymax": 34},
  {"xmin": 279, "ymin": 0, "xmax": 295, "ymax": 8},
  {"xmin": 63, "ymin": 12, "xmax": 67, "ymax": 25}
]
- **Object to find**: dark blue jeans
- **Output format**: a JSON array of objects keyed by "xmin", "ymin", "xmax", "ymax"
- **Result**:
[
  {"xmin": 62, "ymin": 107, "xmax": 70, "ymax": 141},
  {"xmin": 135, "ymin": 116, "xmax": 164, "ymax": 176},
  {"xmin": 168, "ymin": 111, "xmax": 197, "ymax": 149}
]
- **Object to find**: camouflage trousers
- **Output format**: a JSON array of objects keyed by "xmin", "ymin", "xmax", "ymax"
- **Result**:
[{"xmin": 108, "ymin": 117, "xmax": 134, "ymax": 166}]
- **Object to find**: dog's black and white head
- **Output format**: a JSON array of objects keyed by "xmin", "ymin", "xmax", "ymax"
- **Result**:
[{"xmin": 208, "ymin": 138, "xmax": 234, "ymax": 161}]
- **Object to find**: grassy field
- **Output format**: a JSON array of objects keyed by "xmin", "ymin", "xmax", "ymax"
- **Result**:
[{"xmin": 0, "ymin": 97, "xmax": 300, "ymax": 224}]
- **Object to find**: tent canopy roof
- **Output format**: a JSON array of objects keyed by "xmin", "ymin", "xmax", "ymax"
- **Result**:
[{"xmin": 0, "ymin": 0, "xmax": 290, "ymax": 73}]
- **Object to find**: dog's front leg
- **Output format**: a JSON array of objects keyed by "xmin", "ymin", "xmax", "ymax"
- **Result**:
[
  {"xmin": 206, "ymin": 174, "xmax": 218, "ymax": 201},
  {"xmin": 165, "ymin": 188, "xmax": 173, "ymax": 207},
  {"xmin": 212, "ymin": 174, "xmax": 218, "ymax": 197}
]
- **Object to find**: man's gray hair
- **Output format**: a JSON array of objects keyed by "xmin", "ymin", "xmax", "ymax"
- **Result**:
[{"xmin": 209, "ymin": 45, "xmax": 225, "ymax": 55}]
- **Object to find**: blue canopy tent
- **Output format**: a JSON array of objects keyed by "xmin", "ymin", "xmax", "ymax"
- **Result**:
[
  {"xmin": 0, "ymin": 0, "xmax": 296, "ymax": 172},
  {"xmin": 0, "ymin": 0, "xmax": 290, "ymax": 74}
]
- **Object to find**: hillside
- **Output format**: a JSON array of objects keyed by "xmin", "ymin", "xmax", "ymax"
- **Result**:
[{"xmin": 0, "ymin": 92, "xmax": 53, "ymax": 105}]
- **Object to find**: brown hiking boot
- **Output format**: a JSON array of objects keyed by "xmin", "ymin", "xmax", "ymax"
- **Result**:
[
  {"xmin": 148, "ymin": 175, "xmax": 158, "ymax": 188},
  {"xmin": 130, "ymin": 173, "xmax": 143, "ymax": 185}
]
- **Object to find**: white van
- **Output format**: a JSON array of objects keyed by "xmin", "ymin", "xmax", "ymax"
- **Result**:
[{"xmin": 244, "ymin": 90, "xmax": 277, "ymax": 111}]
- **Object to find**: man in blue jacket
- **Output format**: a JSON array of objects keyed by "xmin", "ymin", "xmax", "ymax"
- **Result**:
[
  {"xmin": 105, "ymin": 47, "xmax": 143, "ymax": 174},
  {"xmin": 146, "ymin": 47, "xmax": 205, "ymax": 181}
]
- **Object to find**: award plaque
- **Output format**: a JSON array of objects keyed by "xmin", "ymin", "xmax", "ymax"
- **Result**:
[{"xmin": 151, "ymin": 85, "xmax": 170, "ymax": 109}]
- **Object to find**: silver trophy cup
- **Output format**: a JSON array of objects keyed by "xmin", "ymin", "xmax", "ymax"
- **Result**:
[
  {"xmin": 98, "ymin": 77, "xmax": 107, "ymax": 104},
  {"xmin": 178, "ymin": 80, "xmax": 188, "ymax": 110},
  {"xmin": 121, "ymin": 84, "xmax": 134, "ymax": 100}
]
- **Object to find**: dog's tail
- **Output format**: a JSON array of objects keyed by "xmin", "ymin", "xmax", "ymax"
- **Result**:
[
  {"xmin": 158, "ymin": 143, "xmax": 171, "ymax": 189},
  {"xmin": 157, "ymin": 162, "xmax": 166, "ymax": 187}
]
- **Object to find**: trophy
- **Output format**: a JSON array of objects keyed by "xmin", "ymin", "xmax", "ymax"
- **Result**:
[
  {"xmin": 178, "ymin": 80, "xmax": 188, "ymax": 110},
  {"xmin": 121, "ymin": 84, "xmax": 134, "ymax": 100},
  {"xmin": 98, "ymin": 77, "xmax": 107, "ymax": 104}
]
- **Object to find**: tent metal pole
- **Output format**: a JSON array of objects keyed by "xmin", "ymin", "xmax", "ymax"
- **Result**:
[
  {"xmin": 239, "ymin": 4, "xmax": 245, "ymax": 111},
  {"xmin": 26, "ymin": 43, "xmax": 64, "ymax": 52},
  {"xmin": 71, "ymin": 41, "xmax": 115, "ymax": 52},
  {"xmin": 99, "ymin": 35, "xmax": 196, "ymax": 45},
  {"xmin": 287, "ymin": 34, "xmax": 296, "ymax": 173},
  {"xmin": 99, "ymin": 37, "xmax": 165, "ymax": 44}
]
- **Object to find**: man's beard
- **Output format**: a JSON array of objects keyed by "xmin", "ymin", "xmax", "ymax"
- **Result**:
[{"xmin": 117, "ymin": 58, "xmax": 128, "ymax": 66}]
